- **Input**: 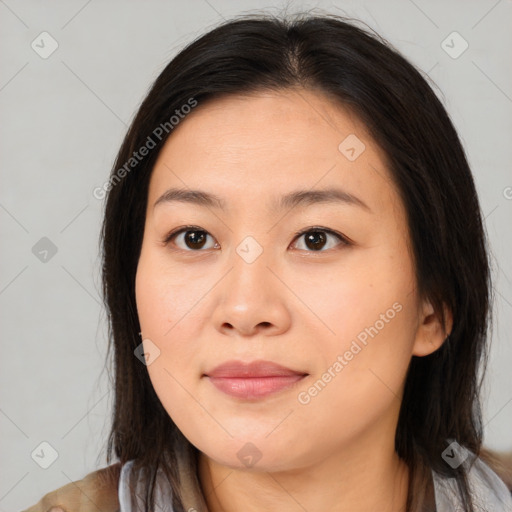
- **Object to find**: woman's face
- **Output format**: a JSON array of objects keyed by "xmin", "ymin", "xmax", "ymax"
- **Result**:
[{"xmin": 135, "ymin": 89, "xmax": 449, "ymax": 471}]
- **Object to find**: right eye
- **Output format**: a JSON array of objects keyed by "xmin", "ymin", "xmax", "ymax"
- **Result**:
[{"xmin": 163, "ymin": 226, "xmax": 219, "ymax": 251}]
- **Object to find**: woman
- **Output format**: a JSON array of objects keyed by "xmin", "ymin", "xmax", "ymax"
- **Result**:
[{"xmin": 23, "ymin": 11, "xmax": 512, "ymax": 512}]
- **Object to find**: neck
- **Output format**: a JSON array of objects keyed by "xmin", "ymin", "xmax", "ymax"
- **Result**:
[{"xmin": 197, "ymin": 436, "xmax": 410, "ymax": 512}]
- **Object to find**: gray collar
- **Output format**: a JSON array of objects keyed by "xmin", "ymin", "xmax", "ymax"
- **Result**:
[{"xmin": 118, "ymin": 444, "xmax": 512, "ymax": 511}]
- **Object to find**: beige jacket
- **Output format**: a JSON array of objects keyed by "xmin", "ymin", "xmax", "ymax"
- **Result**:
[
  {"xmin": 21, "ymin": 463, "xmax": 121, "ymax": 512},
  {"xmin": 21, "ymin": 449, "xmax": 512, "ymax": 512}
]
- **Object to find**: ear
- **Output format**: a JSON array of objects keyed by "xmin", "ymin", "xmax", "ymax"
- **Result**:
[{"xmin": 412, "ymin": 298, "xmax": 453, "ymax": 357}]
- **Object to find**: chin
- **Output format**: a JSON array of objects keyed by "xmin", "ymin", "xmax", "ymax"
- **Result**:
[{"xmin": 197, "ymin": 435, "xmax": 302, "ymax": 473}]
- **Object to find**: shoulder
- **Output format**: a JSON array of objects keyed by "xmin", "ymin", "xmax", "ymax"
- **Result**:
[
  {"xmin": 433, "ymin": 453, "xmax": 512, "ymax": 511},
  {"xmin": 21, "ymin": 462, "xmax": 122, "ymax": 512},
  {"xmin": 467, "ymin": 456, "xmax": 512, "ymax": 510},
  {"xmin": 479, "ymin": 447, "xmax": 512, "ymax": 492}
]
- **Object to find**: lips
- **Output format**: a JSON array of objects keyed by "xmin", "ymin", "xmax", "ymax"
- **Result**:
[
  {"xmin": 204, "ymin": 360, "xmax": 308, "ymax": 400},
  {"xmin": 205, "ymin": 359, "xmax": 307, "ymax": 378}
]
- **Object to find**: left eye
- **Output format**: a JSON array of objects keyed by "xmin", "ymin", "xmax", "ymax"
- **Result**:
[
  {"xmin": 163, "ymin": 226, "xmax": 348, "ymax": 252},
  {"xmin": 165, "ymin": 227, "xmax": 218, "ymax": 251},
  {"xmin": 291, "ymin": 228, "xmax": 347, "ymax": 252}
]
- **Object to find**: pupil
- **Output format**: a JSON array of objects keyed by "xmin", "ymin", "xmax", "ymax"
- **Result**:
[
  {"xmin": 186, "ymin": 230, "xmax": 206, "ymax": 249},
  {"xmin": 183, "ymin": 230, "xmax": 327, "ymax": 251},
  {"xmin": 305, "ymin": 231, "xmax": 326, "ymax": 250}
]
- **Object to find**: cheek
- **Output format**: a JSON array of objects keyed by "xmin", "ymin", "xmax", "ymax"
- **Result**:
[
  {"xmin": 294, "ymin": 251, "xmax": 418, "ymax": 401},
  {"xmin": 135, "ymin": 261, "xmax": 202, "ymax": 430},
  {"xmin": 291, "ymin": 292, "xmax": 416, "ymax": 450},
  {"xmin": 135, "ymin": 249, "xmax": 206, "ymax": 340},
  {"xmin": 135, "ymin": 255, "xmax": 205, "ymax": 415}
]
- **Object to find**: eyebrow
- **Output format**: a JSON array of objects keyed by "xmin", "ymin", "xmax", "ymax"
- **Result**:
[{"xmin": 153, "ymin": 187, "xmax": 372, "ymax": 213}]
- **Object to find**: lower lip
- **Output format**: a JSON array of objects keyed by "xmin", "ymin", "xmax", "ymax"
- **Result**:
[{"xmin": 206, "ymin": 375, "xmax": 306, "ymax": 399}]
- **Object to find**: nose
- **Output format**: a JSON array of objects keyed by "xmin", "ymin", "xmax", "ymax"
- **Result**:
[{"xmin": 210, "ymin": 246, "xmax": 292, "ymax": 338}]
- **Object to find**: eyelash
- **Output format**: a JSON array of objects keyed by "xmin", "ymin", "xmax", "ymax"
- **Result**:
[{"xmin": 162, "ymin": 225, "xmax": 350, "ymax": 253}]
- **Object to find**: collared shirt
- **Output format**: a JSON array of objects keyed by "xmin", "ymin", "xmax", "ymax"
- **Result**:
[{"xmin": 118, "ymin": 442, "xmax": 512, "ymax": 512}]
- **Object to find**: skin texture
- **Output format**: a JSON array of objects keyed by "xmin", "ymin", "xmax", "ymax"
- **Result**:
[{"xmin": 135, "ymin": 89, "xmax": 453, "ymax": 512}]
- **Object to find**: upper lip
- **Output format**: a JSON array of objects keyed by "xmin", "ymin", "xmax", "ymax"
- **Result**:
[{"xmin": 205, "ymin": 359, "xmax": 308, "ymax": 378}]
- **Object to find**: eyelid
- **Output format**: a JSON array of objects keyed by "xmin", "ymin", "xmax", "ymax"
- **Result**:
[
  {"xmin": 291, "ymin": 226, "xmax": 350, "ymax": 248},
  {"xmin": 163, "ymin": 225, "xmax": 207, "ymax": 244},
  {"xmin": 162, "ymin": 225, "xmax": 218, "ymax": 249},
  {"xmin": 162, "ymin": 225, "xmax": 350, "ymax": 251}
]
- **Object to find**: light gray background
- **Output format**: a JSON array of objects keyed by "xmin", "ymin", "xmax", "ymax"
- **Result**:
[{"xmin": 1, "ymin": 1, "xmax": 511, "ymax": 510}]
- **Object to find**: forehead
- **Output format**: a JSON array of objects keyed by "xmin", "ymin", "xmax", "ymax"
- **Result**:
[{"xmin": 148, "ymin": 89, "xmax": 399, "ymax": 217}]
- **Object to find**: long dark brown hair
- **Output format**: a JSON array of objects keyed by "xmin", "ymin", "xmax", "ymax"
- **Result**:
[{"xmin": 99, "ymin": 10, "xmax": 494, "ymax": 511}]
